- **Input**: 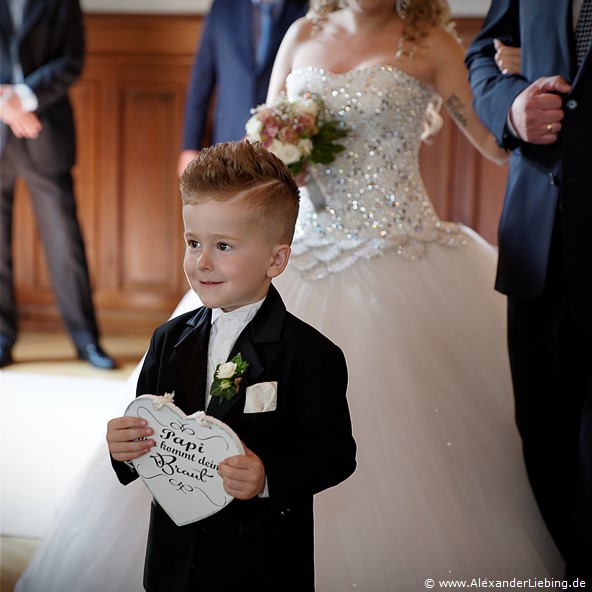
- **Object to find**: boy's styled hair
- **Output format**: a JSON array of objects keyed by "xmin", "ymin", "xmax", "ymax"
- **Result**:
[{"xmin": 180, "ymin": 141, "xmax": 300, "ymax": 244}]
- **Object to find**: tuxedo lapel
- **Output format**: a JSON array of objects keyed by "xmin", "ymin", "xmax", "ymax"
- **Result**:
[
  {"xmin": 206, "ymin": 335, "xmax": 264, "ymax": 419},
  {"xmin": 18, "ymin": 0, "xmax": 44, "ymax": 44},
  {"xmin": 174, "ymin": 308, "xmax": 212, "ymax": 414},
  {"xmin": 555, "ymin": 0, "xmax": 574, "ymax": 79},
  {"xmin": 206, "ymin": 285, "xmax": 286, "ymax": 421},
  {"xmin": 0, "ymin": 0, "xmax": 13, "ymax": 38}
]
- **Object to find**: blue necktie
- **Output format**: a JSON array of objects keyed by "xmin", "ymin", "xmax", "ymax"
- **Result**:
[
  {"xmin": 256, "ymin": 2, "xmax": 274, "ymax": 69},
  {"xmin": 575, "ymin": 0, "xmax": 592, "ymax": 68}
]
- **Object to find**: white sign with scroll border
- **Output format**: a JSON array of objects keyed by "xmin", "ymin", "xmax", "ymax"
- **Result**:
[{"xmin": 125, "ymin": 394, "xmax": 245, "ymax": 526}]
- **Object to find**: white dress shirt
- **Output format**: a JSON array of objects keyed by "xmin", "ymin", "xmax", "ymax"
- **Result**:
[
  {"xmin": 6, "ymin": 0, "xmax": 38, "ymax": 111},
  {"xmin": 206, "ymin": 297, "xmax": 265, "ymax": 407}
]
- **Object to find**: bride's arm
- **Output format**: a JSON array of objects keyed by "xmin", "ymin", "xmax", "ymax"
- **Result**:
[
  {"xmin": 426, "ymin": 27, "xmax": 509, "ymax": 165},
  {"xmin": 266, "ymin": 17, "xmax": 313, "ymax": 102}
]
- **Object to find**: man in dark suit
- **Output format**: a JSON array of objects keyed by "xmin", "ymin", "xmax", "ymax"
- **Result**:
[
  {"xmin": 0, "ymin": 0, "xmax": 114, "ymax": 369},
  {"xmin": 108, "ymin": 142, "xmax": 356, "ymax": 592},
  {"xmin": 466, "ymin": 0, "xmax": 592, "ymax": 580},
  {"xmin": 177, "ymin": 0, "xmax": 307, "ymax": 175}
]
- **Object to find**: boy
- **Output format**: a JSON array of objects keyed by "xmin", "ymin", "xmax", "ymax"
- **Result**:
[{"xmin": 107, "ymin": 141, "xmax": 357, "ymax": 592}]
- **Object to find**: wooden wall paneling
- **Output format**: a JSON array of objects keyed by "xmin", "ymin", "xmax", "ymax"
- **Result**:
[
  {"xmin": 70, "ymin": 81, "xmax": 99, "ymax": 281},
  {"xmin": 86, "ymin": 15, "xmax": 201, "ymax": 329},
  {"xmin": 95, "ymin": 73, "xmax": 122, "ymax": 293},
  {"xmin": 450, "ymin": 122, "xmax": 480, "ymax": 228},
  {"xmin": 418, "ymin": 17, "xmax": 509, "ymax": 243},
  {"xmin": 473, "ymin": 158, "xmax": 507, "ymax": 245},
  {"xmin": 421, "ymin": 112, "xmax": 507, "ymax": 244},
  {"xmin": 419, "ymin": 111, "xmax": 455, "ymax": 221},
  {"xmin": 13, "ymin": 14, "xmax": 201, "ymax": 334},
  {"xmin": 13, "ymin": 14, "xmax": 509, "ymax": 335},
  {"xmin": 119, "ymin": 81, "xmax": 184, "ymax": 290}
]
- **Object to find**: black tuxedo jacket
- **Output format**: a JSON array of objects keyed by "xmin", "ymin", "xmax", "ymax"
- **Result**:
[
  {"xmin": 0, "ymin": 0, "xmax": 84, "ymax": 173},
  {"xmin": 181, "ymin": 0, "xmax": 307, "ymax": 148},
  {"xmin": 113, "ymin": 285, "xmax": 356, "ymax": 592},
  {"xmin": 466, "ymin": 0, "xmax": 592, "ymax": 329}
]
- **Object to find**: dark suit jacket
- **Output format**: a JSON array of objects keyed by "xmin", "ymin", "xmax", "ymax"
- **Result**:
[
  {"xmin": 181, "ymin": 0, "xmax": 307, "ymax": 148},
  {"xmin": 113, "ymin": 285, "xmax": 356, "ymax": 592},
  {"xmin": 0, "ymin": 0, "xmax": 84, "ymax": 173},
  {"xmin": 466, "ymin": 0, "xmax": 592, "ymax": 328}
]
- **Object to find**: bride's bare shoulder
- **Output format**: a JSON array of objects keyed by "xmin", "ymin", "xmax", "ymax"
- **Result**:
[{"xmin": 284, "ymin": 15, "xmax": 317, "ymax": 43}]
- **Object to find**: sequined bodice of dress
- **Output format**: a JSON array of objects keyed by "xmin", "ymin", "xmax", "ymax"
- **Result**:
[{"xmin": 286, "ymin": 65, "xmax": 466, "ymax": 280}]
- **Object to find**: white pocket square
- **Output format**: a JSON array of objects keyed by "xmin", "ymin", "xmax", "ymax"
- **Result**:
[{"xmin": 244, "ymin": 381, "xmax": 277, "ymax": 413}]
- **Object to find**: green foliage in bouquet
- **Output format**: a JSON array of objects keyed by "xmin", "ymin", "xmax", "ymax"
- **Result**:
[
  {"xmin": 245, "ymin": 92, "xmax": 349, "ymax": 176},
  {"xmin": 307, "ymin": 119, "xmax": 349, "ymax": 169}
]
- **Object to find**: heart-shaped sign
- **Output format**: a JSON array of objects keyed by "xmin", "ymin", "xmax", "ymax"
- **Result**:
[{"xmin": 125, "ymin": 394, "xmax": 244, "ymax": 526}]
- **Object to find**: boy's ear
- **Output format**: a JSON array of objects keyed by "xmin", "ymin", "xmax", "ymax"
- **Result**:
[{"xmin": 267, "ymin": 244, "xmax": 291, "ymax": 278}]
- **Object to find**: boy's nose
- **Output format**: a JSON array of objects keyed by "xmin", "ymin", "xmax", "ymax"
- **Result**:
[{"xmin": 196, "ymin": 251, "xmax": 212, "ymax": 271}]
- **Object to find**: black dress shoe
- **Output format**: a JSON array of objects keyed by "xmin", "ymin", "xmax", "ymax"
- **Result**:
[
  {"xmin": 77, "ymin": 343, "xmax": 116, "ymax": 370},
  {"xmin": 0, "ymin": 345, "xmax": 13, "ymax": 368}
]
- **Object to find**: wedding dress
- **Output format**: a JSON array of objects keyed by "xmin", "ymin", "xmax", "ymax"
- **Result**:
[{"xmin": 17, "ymin": 66, "xmax": 564, "ymax": 592}]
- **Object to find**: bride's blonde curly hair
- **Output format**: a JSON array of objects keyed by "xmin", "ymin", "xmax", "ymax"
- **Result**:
[
  {"xmin": 307, "ymin": 0, "xmax": 454, "ymax": 140},
  {"xmin": 307, "ymin": 0, "xmax": 453, "ymax": 41}
]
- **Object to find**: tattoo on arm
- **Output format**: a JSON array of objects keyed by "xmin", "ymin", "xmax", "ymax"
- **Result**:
[{"xmin": 445, "ymin": 94, "xmax": 468, "ymax": 128}]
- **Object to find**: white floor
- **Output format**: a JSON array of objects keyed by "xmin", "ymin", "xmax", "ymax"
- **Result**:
[{"xmin": 0, "ymin": 370, "xmax": 133, "ymax": 538}]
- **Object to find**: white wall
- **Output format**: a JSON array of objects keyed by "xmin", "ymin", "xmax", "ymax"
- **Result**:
[
  {"xmin": 80, "ymin": 0, "xmax": 491, "ymax": 17},
  {"xmin": 449, "ymin": 0, "xmax": 491, "ymax": 16}
]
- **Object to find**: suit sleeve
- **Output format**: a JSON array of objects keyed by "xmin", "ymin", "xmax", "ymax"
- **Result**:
[
  {"xmin": 465, "ymin": 0, "xmax": 529, "ymax": 149},
  {"xmin": 263, "ymin": 340, "xmax": 357, "ymax": 503},
  {"xmin": 24, "ymin": 0, "xmax": 84, "ymax": 113},
  {"xmin": 110, "ymin": 331, "xmax": 160, "ymax": 485},
  {"xmin": 181, "ymin": 0, "xmax": 219, "ymax": 150}
]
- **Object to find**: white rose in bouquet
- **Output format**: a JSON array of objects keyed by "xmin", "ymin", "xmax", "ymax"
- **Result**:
[
  {"xmin": 245, "ymin": 115, "xmax": 263, "ymax": 139},
  {"xmin": 245, "ymin": 92, "xmax": 347, "ymax": 174},
  {"xmin": 298, "ymin": 137, "xmax": 313, "ymax": 157},
  {"xmin": 293, "ymin": 97, "xmax": 319, "ymax": 116},
  {"xmin": 268, "ymin": 139, "xmax": 302, "ymax": 165}
]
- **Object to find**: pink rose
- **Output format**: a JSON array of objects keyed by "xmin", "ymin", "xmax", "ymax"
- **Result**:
[
  {"xmin": 297, "ymin": 113, "xmax": 318, "ymax": 135},
  {"xmin": 278, "ymin": 125, "xmax": 298, "ymax": 144}
]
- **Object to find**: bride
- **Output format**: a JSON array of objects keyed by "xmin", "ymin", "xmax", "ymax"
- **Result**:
[{"xmin": 17, "ymin": 1, "xmax": 564, "ymax": 590}]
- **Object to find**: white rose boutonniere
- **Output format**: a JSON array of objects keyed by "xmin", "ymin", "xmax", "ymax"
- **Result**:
[{"xmin": 210, "ymin": 353, "xmax": 249, "ymax": 402}]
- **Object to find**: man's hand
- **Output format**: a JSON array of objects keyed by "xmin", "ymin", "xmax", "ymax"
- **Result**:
[
  {"xmin": 509, "ymin": 75, "xmax": 571, "ymax": 144},
  {"xmin": 106, "ymin": 416, "xmax": 155, "ymax": 462},
  {"xmin": 0, "ymin": 85, "xmax": 42, "ymax": 139},
  {"xmin": 218, "ymin": 444, "xmax": 266, "ymax": 500},
  {"xmin": 494, "ymin": 39, "xmax": 521, "ymax": 75}
]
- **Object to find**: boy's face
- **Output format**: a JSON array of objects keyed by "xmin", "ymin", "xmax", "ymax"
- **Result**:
[{"xmin": 182, "ymin": 196, "xmax": 288, "ymax": 312}]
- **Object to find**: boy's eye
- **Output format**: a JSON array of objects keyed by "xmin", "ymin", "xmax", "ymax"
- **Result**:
[
  {"xmin": 217, "ymin": 242, "xmax": 231, "ymax": 252},
  {"xmin": 187, "ymin": 240, "xmax": 200, "ymax": 249}
]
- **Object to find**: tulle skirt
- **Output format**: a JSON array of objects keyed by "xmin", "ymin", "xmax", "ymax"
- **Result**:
[
  {"xmin": 16, "ymin": 229, "xmax": 563, "ymax": 592},
  {"xmin": 275, "ymin": 227, "xmax": 564, "ymax": 588}
]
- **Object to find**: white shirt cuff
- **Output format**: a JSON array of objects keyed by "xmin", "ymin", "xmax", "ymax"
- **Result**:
[
  {"xmin": 258, "ymin": 477, "xmax": 269, "ymax": 498},
  {"xmin": 506, "ymin": 112, "xmax": 519, "ymax": 139},
  {"xmin": 13, "ymin": 84, "xmax": 38, "ymax": 112}
]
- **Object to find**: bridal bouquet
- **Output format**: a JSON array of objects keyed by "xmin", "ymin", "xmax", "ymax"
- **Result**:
[{"xmin": 245, "ymin": 93, "xmax": 347, "ymax": 174}]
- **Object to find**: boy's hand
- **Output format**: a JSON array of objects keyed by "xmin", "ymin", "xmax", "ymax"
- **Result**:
[
  {"xmin": 106, "ymin": 416, "xmax": 155, "ymax": 462},
  {"xmin": 218, "ymin": 444, "xmax": 266, "ymax": 500}
]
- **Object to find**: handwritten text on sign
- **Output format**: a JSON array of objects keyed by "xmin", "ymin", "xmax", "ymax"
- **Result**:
[{"xmin": 125, "ymin": 394, "xmax": 244, "ymax": 526}]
